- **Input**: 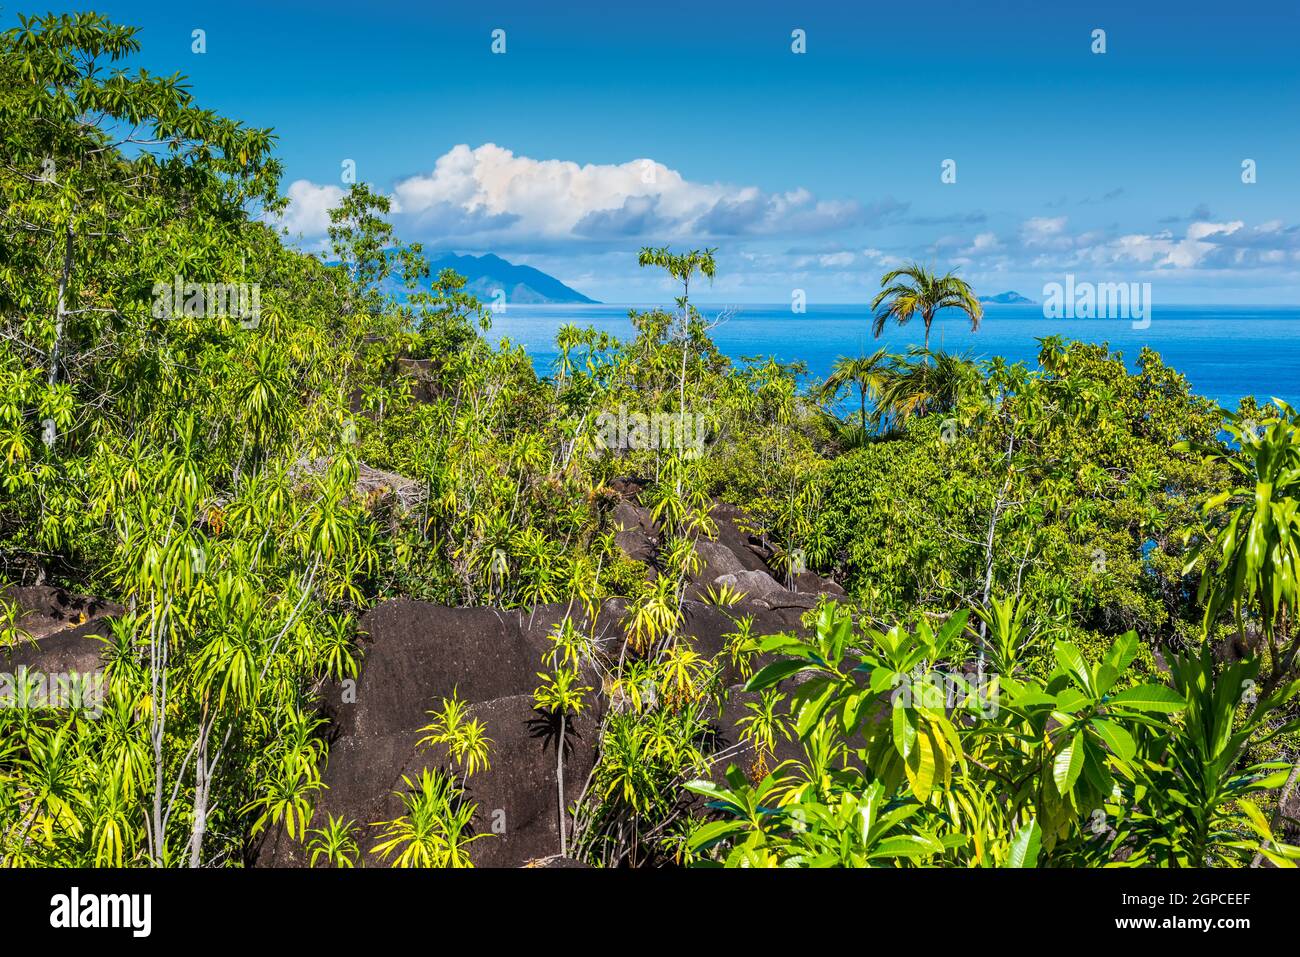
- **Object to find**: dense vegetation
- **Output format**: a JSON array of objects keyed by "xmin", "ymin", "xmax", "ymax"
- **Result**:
[{"xmin": 2, "ymin": 13, "xmax": 1298, "ymax": 868}]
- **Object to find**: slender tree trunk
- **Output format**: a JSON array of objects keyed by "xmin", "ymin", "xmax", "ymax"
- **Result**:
[
  {"xmin": 48, "ymin": 222, "xmax": 74, "ymax": 387},
  {"xmin": 557, "ymin": 712, "xmax": 567, "ymax": 857},
  {"xmin": 188, "ymin": 723, "xmax": 210, "ymax": 867},
  {"xmin": 44, "ymin": 222, "xmax": 75, "ymax": 448},
  {"xmin": 149, "ymin": 599, "xmax": 168, "ymax": 864},
  {"xmin": 977, "ymin": 431, "xmax": 1016, "ymax": 665}
]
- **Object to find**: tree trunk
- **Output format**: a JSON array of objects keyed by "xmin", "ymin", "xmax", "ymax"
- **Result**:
[
  {"xmin": 49, "ymin": 222, "xmax": 74, "ymax": 386},
  {"xmin": 45, "ymin": 222, "xmax": 74, "ymax": 447},
  {"xmin": 557, "ymin": 712, "xmax": 567, "ymax": 856},
  {"xmin": 188, "ymin": 726, "xmax": 210, "ymax": 867},
  {"xmin": 977, "ymin": 432, "xmax": 1017, "ymax": 664}
]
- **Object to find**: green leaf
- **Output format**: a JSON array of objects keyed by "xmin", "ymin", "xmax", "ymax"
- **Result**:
[
  {"xmin": 794, "ymin": 680, "xmax": 837, "ymax": 738},
  {"xmin": 1054, "ymin": 643, "xmax": 1094, "ymax": 695},
  {"xmin": 892, "ymin": 704, "xmax": 915, "ymax": 759},
  {"xmin": 1053, "ymin": 730, "xmax": 1085, "ymax": 796},
  {"xmin": 870, "ymin": 833, "xmax": 942, "ymax": 860},
  {"xmin": 687, "ymin": 818, "xmax": 746, "ymax": 850},
  {"xmin": 1107, "ymin": 683, "xmax": 1186, "ymax": 713},
  {"xmin": 1005, "ymin": 817, "xmax": 1041, "ymax": 868},
  {"xmin": 744, "ymin": 658, "xmax": 809, "ymax": 692},
  {"xmin": 904, "ymin": 725, "xmax": 937, "ymax": 802},
  {"xmin": 1097, "ymin": 631, "xmax": 1139, "ymax": 696},
  {"xmin": 1089, "ymin": 718, "xmax": 1136, "ymax": 762}
]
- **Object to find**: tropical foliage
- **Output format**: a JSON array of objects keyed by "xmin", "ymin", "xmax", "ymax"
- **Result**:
[{"xmin": 1, "ymin": 13, "xmax": 1297, "ymax": 870}]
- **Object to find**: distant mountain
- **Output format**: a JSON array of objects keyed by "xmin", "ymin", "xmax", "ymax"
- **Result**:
[
  {"xmin": 426, "ymin": 252, "xmax": 598, "ymax": 304},
  {"xmin": 979, "ymin": 291, "xmax": 1036, "ymax": 305}
]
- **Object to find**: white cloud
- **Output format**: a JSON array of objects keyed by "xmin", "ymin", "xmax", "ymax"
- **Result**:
[
  {"xmin": 279, "ymin": 143, "xmax": 870, "ymax": 243},
  {"xmin": 275, "ymin": 180, "xmax": 345, "ymax": 237},
  {"xmin": 1079, "ymin": 220, "xmax": 1246, "ymax": 269},
  {"xmin": 952, "ymin": 215, "xmax": 1296, "ymax": 276},
  {"xmin": 1021, "ymin": 216, "xmax": 1070, "ymax": 248}
]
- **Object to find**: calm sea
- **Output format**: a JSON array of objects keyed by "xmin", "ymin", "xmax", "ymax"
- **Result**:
[{"xmin": 487, "ymin": 303, "xmax": 1300, "ymax": 410}]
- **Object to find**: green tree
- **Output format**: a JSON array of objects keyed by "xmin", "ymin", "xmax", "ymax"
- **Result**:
[
  {"xmin": 870, "ymin": 262, "xmax": 982, "ymax": 352},
  {"xmin": 821, "ymin": 349, "xmax": 889, "ymax": 431}
]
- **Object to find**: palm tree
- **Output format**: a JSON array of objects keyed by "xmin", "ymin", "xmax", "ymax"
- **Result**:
[
  {"xmin": 870, "ymin": 263, "xmax": 983, "ymax": 352},
  {"xmin": 873, "ymin": 348, "xmax": 980, "ymax": 429},
  {"xmin": 821, "ymin": 349, "xmax": 890, "ymax": 430}
]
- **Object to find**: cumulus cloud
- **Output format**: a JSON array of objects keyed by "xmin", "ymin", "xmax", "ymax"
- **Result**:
[
  {"xmin": 275, "ymin": 180, "xmax": 345, "ymax": 237},
  {"xmin": 948, "ymin": 214, "xmax": 1300, "ymax": 278},
  {"xmin": 279, "ymin": 143, "xmax": 875, "ymax": 244},
  {"xmin": 1021, "ymin": 216, "xmax": 1070, "ymax": 247}
]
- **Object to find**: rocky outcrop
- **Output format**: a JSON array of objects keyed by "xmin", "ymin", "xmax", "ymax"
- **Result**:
[
  {"xmin": 291, "ymin": 456, "xmax": 425, "ymax": 513},
  {"xmin": 257, "ymin": 591, "xmax": 820, "ymax": 868},
  {"xmin": 606, "ymin": 488, "xmax": 846, "ymax": 609},
  {"xmin": 611, "ymin": 499, "xmax": 658, "ymax": 566},
  {"xmin": 254, "ymin": 486, "xmax": 847, "ymax": 868},
  {"xmin": 5, "ymin": 493, "xmax": 847, "ymax": 869},
  {"xmin": 259, "ymin": 601, "xmax": 620, "ymax": 868},
  {"xmin": 1, "ymin": 586, "xmax": 122, "ymax": 675}
]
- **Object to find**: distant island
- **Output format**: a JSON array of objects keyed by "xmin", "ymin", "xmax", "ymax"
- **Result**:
[
  {"xmin": 427, "ymin": 252, "xmax": 599, "ymax": 304},
  {"xmin": 979, "ymin": 291, "xmax": 1036, "ymax": 304}
]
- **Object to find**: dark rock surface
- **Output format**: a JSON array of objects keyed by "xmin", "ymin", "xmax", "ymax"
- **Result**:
[
  {"xmin": 1, "ymin": 586, "xmax": 122, "ymax": 675},
  {"xmin": 610, "ymin": 499, "xmax": 658, "ymax": 566},
  {"xmin": 291, "ymin": 456, "xmax": 425, "ymax": 513},
  {"xmin": 260, "ymin": 602, "xmax": 617, "ymax": 868},
  {"xmin": 256, "ymin": 486, "xmax": 847, "ymax": 868}
]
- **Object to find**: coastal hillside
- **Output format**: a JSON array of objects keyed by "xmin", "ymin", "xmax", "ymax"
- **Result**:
[
  {"xmin": 424, "ymin": 252, "xmax": 598, "ymax": 304},
  {"xmin": 3, "ymin": 12, "xmax": 1299, "ymax": 878}
]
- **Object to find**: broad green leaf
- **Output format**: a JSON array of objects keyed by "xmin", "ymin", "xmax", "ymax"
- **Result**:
[
  {"xmin": 904, "ymin": 725, "xmax": 937, "ymax": 802},
  {"xmin": 1054, "ymin": 643, "xmax": 1094, "ymax": 695},
  {"xmin": 1090, "ymin": 718, "xmax": 1136, "ymax": 762},
  {"xmin": 1005, "ymin": 817, "xmax": 1041, "ymax": 868},
  {"xmin": 892, "ymin": 703, "xmax": 916, "ymax": 759},
  {"xmin": 744, "ymin": 658, "xmax": 810, "ymax": 692},
  {"xmin": 1107, "ymin": 683, "xmax": 1186, "ymax": 712},
  {"xmin": 1053, "ymin": 730, "xmax": 1085, "ymax": 796}
]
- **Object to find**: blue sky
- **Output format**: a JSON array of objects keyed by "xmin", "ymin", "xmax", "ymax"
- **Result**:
[{"xmin": 8, "ymin": 0, "xmax": 1299, "ymax": 302}]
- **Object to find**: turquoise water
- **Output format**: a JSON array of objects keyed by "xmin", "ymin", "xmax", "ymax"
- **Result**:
[{"xmin": 487, "ymin": 303, "xmax": 1300, "ymax": 410}]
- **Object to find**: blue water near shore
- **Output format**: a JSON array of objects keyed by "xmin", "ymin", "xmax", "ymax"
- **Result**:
[{"xmin": 487, "ymin": 303, "xmax": 1300, "ymax": 410}]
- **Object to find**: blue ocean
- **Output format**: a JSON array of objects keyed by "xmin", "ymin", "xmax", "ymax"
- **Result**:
[{"xmin": 488, "ymin": 303, "xmax": 1300, "ymax": 411}]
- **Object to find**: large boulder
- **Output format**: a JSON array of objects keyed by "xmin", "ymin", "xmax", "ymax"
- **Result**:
[
  {"xmin": 1, "ymin": 586, "xmax": 121, "ymax": 675},
  {"xmin": 254, "ymin": 492, "xmax": 848, "ymax": 867},
  {"xmin": 604, "ymin": 481, "xmax": 847, "ymax": 601},
  {"xmin": 1, "ymin": 586, "xmax": 121, "ymax": 715},
  {"xmin": 708, "ymin": 502, "xmax": 774, "ymax": 572},
  {"xmin": 610, "ymin": 499, "xmax": 658, "ymax": 566},
  {"xmin": 260, "ymin": 601, "xmax": 616, "ymax": 867},
  {"xmin": 320, "ymin": 692, "xmax": 601, "ymax": 868}
]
